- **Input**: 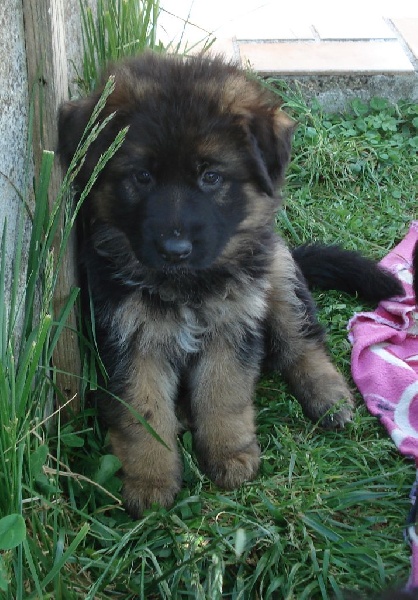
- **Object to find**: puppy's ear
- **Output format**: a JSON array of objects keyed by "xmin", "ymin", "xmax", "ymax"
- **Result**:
[
  {"xmin": 247, "ymin": 108, "xmax": 296, "ymax": 196},
  {"xmin": 271, "ymin": 109, "xmax": 297, "ymax": 184},
  {"xmin": 57, "ymin": 97, "xmax": 98, "ymax": 170}
]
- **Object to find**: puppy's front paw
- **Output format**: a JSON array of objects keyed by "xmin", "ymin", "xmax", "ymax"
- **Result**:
[
  {"xmin": 122, "ymin": 474, "xmax": 182, "ymax": 518},
  {"xmin": 202, "ymin": 441, "xmax": 261, "ymax": 490},
  {"xmin": 305, "ymin": 378, "xmax": 354, "ymax": 428},
  {"xmin": 287, "ymin": 347, "xmax": 354, "ymax": 429},
  {"xmin": 316, "ymin": 393, "xmax": 354, "ymax": 428}
]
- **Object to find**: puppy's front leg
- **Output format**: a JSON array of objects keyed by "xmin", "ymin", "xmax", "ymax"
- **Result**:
[
  {"xmin": 266, "ymin": 243, "xmax": 354, "ymax": 427},
  {"xmin": 190, "ymin": 337, "xmax": 261, "ymax": 489},
  {"xmin": 108, "ymin": 352, "xmax": 182, "ymax": 517}
]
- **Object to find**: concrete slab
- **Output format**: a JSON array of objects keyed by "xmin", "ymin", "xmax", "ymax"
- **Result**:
[
  {"xmin": 392, "ymin": 18, "xmax": 418, "ymax": 60},
  {"xmin": 313, "ymin": 17, "xmax": 396, "ymax": 40},
  {"xmin": 239, "ymin": 40, "xmax": 415, "ymax": 74}
]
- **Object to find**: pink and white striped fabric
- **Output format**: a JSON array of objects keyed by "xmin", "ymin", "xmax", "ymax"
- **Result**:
[{"xmin": 349, "ymin": 221, "xmax": 418, "ymax": 588}]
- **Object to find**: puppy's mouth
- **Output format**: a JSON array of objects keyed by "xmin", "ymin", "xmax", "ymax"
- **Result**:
[{"xmin": 161, "ymin": 263, "xmax": 194, "ymax": 276}]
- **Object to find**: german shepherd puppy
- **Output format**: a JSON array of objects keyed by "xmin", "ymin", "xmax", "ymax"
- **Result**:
[{"xmin": 58, "ymin": 52, "xmax": 402, "ymax": 518}]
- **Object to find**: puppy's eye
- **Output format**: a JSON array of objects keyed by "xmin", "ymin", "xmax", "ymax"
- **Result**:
[
  {"xmin": 133, "ymin": 170, "xmax": 152, "ymax": 185},
  {"xmin": 200, "ymin": 171, "xmax": 222, "ymax": 188}
]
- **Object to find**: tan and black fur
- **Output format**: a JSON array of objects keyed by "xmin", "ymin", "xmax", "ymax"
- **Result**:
[{"xmin": 58, "ymin": 52, "xmax": 402, "ymax": 518}]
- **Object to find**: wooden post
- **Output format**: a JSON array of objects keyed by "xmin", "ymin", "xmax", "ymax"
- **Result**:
[{"xmin": 22, "ymin": 0, "xmax": 81, "ymax": 412}]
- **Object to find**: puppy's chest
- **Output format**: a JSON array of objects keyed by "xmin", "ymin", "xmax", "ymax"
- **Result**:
[{"xmin": 110, "ymin": 283, "xmax": 269, "ymax": 356}]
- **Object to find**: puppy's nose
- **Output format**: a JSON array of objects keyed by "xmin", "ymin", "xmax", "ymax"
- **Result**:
[{"xmin": 158, "ymin": 237, "xmax": 192, "ymax": 262}]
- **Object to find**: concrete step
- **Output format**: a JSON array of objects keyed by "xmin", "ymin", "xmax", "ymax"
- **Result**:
[{"xmin": 158, "ymin": 2, "xmax": 418, "ymax": 109}]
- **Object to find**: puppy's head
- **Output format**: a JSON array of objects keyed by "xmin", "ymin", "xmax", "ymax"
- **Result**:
[{"xmin": 58, "ymin": 52, "xmax": 296, "ymax": 272}]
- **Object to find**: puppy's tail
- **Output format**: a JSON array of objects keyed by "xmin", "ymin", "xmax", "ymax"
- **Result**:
[{"xmin": 292, "ymin": 244, "xmax": 404, "ymax": 303}]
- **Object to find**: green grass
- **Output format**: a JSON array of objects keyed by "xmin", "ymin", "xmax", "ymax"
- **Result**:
[
  {"xmin": 1, "ymin": 1, "xmax": 418, "ymax": 594},
  {"xmin": 277, "ymin": 87, "xmax": 417, "ymax": 254}
]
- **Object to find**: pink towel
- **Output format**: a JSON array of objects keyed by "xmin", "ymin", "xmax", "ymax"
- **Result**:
[
  {"xmin": 349, "ymin": 222, "xmax": 418, "ymax": 456},
  {"xmin": 349, "ymin": 221, "xmax": 418, "ymax": 588}
]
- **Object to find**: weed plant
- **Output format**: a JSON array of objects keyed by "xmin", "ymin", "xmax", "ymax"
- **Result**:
[
  {"xmin": 1, "ymin": 1, "xmax": 418, "ymax": 596},
  {"xmin": 77, "ymin": 0, "xmax": 162, "ymax": 94},
  {"xmin": 0, "ymin": 80, "xmax": 128, "ymax": 598}
]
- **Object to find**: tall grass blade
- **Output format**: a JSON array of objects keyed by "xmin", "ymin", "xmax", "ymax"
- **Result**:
[{"xmin": 38, "ymin": 523, "xmax": 90, "ymax": 592}]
